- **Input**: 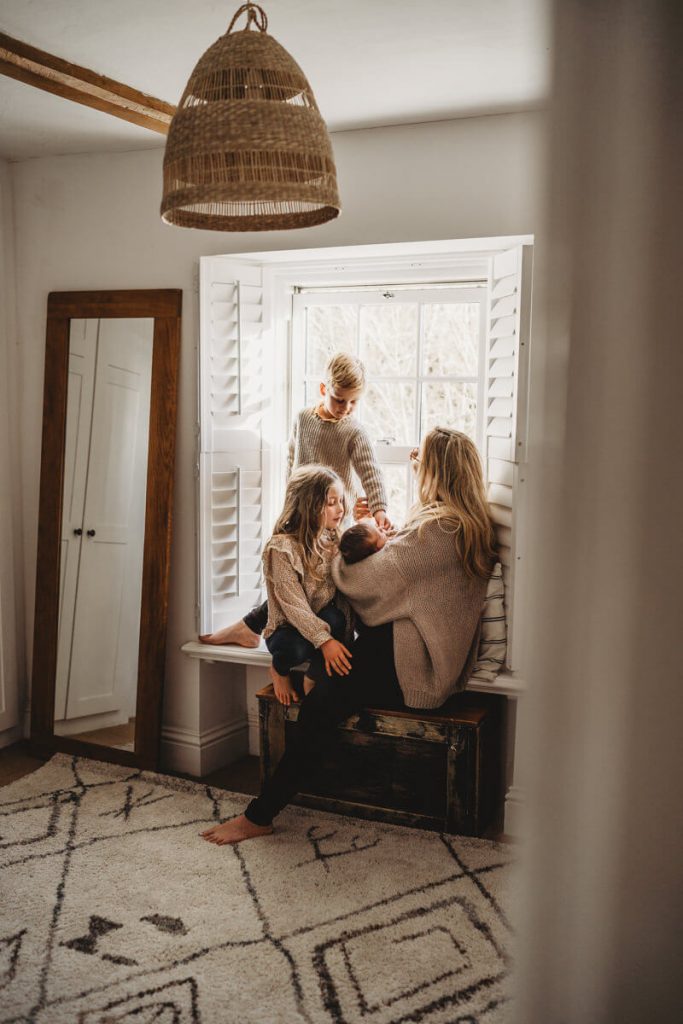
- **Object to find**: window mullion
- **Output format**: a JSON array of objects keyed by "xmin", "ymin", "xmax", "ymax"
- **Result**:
[
  {"xmin": 357, "ymin": 375, "xmax": 478, "ymax": 384},
  {"xmin": 416, "ymin": 302, "xmax": 424, "ymax": 445},
  {"xmin": 477, "ymin": 292, "xmax": 487, "ymax": 452}
]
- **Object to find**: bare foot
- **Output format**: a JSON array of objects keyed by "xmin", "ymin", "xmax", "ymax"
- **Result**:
[
  {"xmin": 269, "ymin": 665, "xmax": 299, "ymax": 706},
  {"xmin": 200, "ymin": 814, "xmax": 273, "ymax": 845},
  {"xmin": 303, "ymin": 675, "xmax": 316, "ymax": 695},
  {"xmin": 199, "ymin": 620, "xmax": 260, "ymax": 648}
]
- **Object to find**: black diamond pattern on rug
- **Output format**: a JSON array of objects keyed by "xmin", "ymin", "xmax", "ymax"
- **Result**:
[{"xmin": 0, "ymin": 754, "xmax": 516, "ymax": 1023}]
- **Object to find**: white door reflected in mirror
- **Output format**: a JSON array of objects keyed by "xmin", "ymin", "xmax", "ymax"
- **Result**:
[{"xmin": 54, "ymin": 317, "xmax": 153, "ymax": 751}]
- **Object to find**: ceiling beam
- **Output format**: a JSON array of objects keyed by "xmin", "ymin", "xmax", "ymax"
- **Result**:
[{"xmin": 0, "ymin": 32, "xmax": 175, "ymax": 135}]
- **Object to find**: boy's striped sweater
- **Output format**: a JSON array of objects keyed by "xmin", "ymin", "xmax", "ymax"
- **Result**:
[{"xmin": 287, "ymin": 407, "xmax": 387, "ymax": 514}]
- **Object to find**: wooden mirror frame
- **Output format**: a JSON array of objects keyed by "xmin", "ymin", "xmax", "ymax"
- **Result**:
[{"xmin": 30, "ymin": 289, "xmax": 182, "ymax": 770}]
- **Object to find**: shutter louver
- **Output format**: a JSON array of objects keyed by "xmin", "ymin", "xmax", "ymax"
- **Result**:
[
  {"xmin": 199, "ymin": 258, "xmax": 271, "ymax": 634},
  {"xmin": 484, "ymin": 244, "xmax": 533, "ymax": 670}
]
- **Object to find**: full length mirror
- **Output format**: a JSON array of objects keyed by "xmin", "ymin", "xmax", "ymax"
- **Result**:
[
  {"xmin": 54, "ymin": 317, "xmax": 153, "ymax": 751},
  {"xmin": 31, "ymin": 290, "xmax": 182, "ymax": 770}
]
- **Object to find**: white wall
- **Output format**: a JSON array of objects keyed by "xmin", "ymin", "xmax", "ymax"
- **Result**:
[
  {"xmin": 0, "ymin": 158, "xmax": 22, "ymax": 745},
  {"xmin": 7, "ymin": 111, "xmax": 543, "ymax": 760}
]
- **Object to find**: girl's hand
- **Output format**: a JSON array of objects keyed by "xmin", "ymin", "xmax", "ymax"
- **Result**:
[{"xmin": 321, "ymin": 637, "xmax": 352, "ymax": 676}]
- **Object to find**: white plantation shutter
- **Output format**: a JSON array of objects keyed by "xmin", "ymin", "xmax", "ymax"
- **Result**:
[
  {"xmin": 198, "ymin": 258, "xmax": 273, "ymax": 634},
  {"xmin": 484, "ymin": 244, "xmax": 533, "ymax": 669}
]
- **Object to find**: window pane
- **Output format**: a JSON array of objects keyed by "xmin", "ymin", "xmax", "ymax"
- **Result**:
[
  {"xmin": 305, "ymin": 305, "xmax": 357, "ymax": 377},
  {"xmin": 380, "ymin": 463, "xmax": 411, "ymax": 527},
  {"xmin": 361, "ymin": 382, "xmax": 416, "ymax": 444},
  {"xmin": 359, "ymin": 304, "xmax": 418, "ymax": 376},
  {"xmin": 421, "ymin": 382, "xmax": 477, "ymax": 440},
  {"xmin": 304, "ymin": 381, "xmax": 319, "ymax": 408},
  {"xmin": 422, "ymin": 303, "xmax": 480, "ymax": 377}
]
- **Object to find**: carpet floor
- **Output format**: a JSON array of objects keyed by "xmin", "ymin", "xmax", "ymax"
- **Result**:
[{"xmin": 0, "ymin": 753, "xmax": 517, "ymax": 1023}]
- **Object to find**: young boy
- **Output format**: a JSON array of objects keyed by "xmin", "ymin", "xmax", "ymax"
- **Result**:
[
  {"xmin": 287, "ymin": 352, "xmax": 390, "ymax": 532},
  {"xmin": 200, "ymin": 352, "xmax": 391, "ymax": 647},
  {"xmin": 338, "ymin": 519, "xmax": 388, "ymax": 564}
]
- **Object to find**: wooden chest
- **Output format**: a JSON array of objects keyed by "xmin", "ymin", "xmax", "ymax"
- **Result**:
[{"xmin": 256, "ymin": 684, "xmax": 505, "ymax": 836}]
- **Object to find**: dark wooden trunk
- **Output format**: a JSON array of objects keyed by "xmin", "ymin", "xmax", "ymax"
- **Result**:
[{"xmin": 257, "ymin": 685, "xmax": 505, "ymax": 836}]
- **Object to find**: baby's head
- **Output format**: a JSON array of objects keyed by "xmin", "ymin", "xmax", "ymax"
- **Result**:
[
  {"xmin": 319, "ymin": 353, "xmax": 366, "ymax": 421},
  {"xmin": 339, "ymin": 520, "xmax": 387, "ymax": 564}
]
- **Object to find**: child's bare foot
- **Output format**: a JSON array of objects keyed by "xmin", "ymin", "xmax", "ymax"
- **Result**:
[
  {"xmin": 303, "ymin": 675, "xmax": 316, "ymax": 695},
  {"xmin": 269, "ymin": 665, "xmax": 299, "ymax": 706},
  {"xmin": 199, "ymin": 620, "xmax": 260, "ymax": 648},
  {"xmin": 200, "ymin": 814, "xmax": 273, "ymax": 845}
]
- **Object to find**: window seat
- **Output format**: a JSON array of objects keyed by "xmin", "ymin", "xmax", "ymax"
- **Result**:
[{"xmin": 180, "ymin": 640, "xmax": 526, "ymax": 698}]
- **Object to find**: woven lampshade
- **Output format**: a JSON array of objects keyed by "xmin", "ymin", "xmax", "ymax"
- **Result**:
[{"xmin": 161, "ymin": 2, "xmax": 340, "ymax": 231}]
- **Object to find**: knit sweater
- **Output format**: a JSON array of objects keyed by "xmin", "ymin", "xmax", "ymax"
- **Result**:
[
  {"xmin": 332, "ymin": 519, "xmax": 489, "ymax": 708},
  {"xmin": 262, "ymin": 533, "xmax": 341, "ymax": 649},
  {"xmin": 287, "ymin": 408, "xmax": 387, "ymax": 515}
]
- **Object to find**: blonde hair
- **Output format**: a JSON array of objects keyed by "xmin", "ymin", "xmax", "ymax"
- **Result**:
[
  {"xmin": 272, "ymin": 465, "xmax": 344, "ymax": 578},
  {"xmin": 325, "ymin": 352, "xmax": 366, "ymax": 393},
  {"xmin": 406, "ymin": 427, "xmax": 496, "ymax": 578}
]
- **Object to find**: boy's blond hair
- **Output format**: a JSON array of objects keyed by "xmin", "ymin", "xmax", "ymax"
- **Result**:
[{"xmin": 325, "ymin": 352, "xmax": 366, "ymax": 392}]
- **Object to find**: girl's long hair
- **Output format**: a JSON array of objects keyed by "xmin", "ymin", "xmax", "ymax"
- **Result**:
[
  {"xmin": 272, "ymin": 465, "xmax": 344, "ymax": 579},
  {"xmin": 406, "ymin": 428, "xmax": 496, "ymax": 578}
]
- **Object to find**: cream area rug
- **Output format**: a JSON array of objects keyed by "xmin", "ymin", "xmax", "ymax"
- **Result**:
[{"xmin": 0, "ymin": 754, "xmax": 517, "ymax": 1023}]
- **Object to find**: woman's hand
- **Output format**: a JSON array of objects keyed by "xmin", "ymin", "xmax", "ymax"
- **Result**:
[
  {"xmin": 353, "ymin": 496, "xmax": 370, "ymax": 522},
  {"xmin": 320, "ymin": 637, "xmax": 352, "ymax": 676}
]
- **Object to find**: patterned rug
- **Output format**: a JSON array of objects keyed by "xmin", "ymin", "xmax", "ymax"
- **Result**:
[{"xmin": 0, "ymin": 754, "xmax": 517, "ymax": 1023}]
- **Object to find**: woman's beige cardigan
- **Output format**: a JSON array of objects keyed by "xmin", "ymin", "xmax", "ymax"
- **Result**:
[{"xmin": 332, "ymin": 519, "xmax": 488, "ymax": 708}]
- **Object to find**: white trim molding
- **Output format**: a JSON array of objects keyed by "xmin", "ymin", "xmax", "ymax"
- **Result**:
[
  {"xmin": 180, "ymin": 640, "xmax": 526, "ymax": 698},
  {"xmin": 0, "ymin": 722, "xmax": 25, "ymax": 750},
  {"xmin": 161, "ymin": 717, "xmax": 248, "ymax": 777}
]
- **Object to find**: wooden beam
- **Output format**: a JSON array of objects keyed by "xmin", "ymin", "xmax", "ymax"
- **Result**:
[{"xmin": 0, "ymin": 32, "xmax": 175, "ymax": 135}]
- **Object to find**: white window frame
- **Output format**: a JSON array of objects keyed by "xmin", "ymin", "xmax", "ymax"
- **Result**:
[
  {"xmin": 198, "ymin": 236, "xmax": 533, "ymax": 687},
  {"xmin": 289, "ymin": 285, "xmax": 487, "ymax": 522}
]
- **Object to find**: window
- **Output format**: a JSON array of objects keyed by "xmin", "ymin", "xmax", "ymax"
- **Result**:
[
  {"xmin": 291, "ymin": 286, "xmax": 486, "ymax": 523},
  {"xmin": 198, "ymin": 238, "xmax": 533, "ymax": 680}
]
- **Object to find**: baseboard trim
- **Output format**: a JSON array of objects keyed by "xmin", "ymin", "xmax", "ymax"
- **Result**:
[
  {"xmin": 161, "ymin": 718, "xmax": 249, "ymax": 776},
  {"xmin": 0, "ymin": 723, "xmax": 25, "ymax": 750}
]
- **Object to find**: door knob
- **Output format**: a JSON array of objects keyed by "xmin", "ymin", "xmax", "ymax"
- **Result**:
[
  {"xmin": 86, "ymin": 529, "xmax": 96, "ymax": 537},
  {"xmin": 73, "ymin": 528, "xmax": 82, "ymax": 536}
]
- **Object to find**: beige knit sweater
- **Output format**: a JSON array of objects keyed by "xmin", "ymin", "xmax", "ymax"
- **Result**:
[
  {"xmin": 262, "ymin": 534, "xmax": 338, "ymax": 649},
  {"xmin": 332, "ymin": 519, "xmax": 489, "ymax": 708},
  {"xmin": 287, "ymin": 408, "xmax": 387, "ymax": 514}
]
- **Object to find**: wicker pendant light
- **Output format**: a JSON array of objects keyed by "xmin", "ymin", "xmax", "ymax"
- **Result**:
[{"xmin": 161, "ymin": 2, "xmax": 340, "ymax": 231}]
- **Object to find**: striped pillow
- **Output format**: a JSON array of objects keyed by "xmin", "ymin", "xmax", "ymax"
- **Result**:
[{"xmin": 469, "ymin": 562, "xmax": 507, "ymax": 681}]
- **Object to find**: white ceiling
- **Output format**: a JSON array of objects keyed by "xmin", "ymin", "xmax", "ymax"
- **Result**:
[{"xmin": 0, "ymin": 0, "xmax": 550, "ymax": 162}]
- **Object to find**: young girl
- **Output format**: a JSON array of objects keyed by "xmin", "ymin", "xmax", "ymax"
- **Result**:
[{"xmin": 261, "ymin": 465, "xmax": 353, "ymax": 706}]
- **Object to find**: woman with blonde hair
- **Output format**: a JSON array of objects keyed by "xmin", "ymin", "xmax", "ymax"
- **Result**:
[{"xmin": 201, "ymin": 428, "xmax": 495, "ymax": 846}]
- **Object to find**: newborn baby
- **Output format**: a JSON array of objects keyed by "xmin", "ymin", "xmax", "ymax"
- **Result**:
[{"xmin": 339, "ymin": 519, "xmax": 387, "ymax": 564}]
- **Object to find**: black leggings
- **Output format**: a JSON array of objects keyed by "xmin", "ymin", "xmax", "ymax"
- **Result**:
[
  {"xmin": 265, "ymin": 602, "xmax": 346, "ymax": 676},
  {"xmin": 245, "ymin": 622, "xmax": 406, "ymax": 826},
  {"xmin": 243, "ymin": 599, "xmax": 269, "ymax": 634}
]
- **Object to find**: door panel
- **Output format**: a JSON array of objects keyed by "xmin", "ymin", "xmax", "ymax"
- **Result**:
[
  {"xmin": 54, "ymin": 320, "xmax": 97, "ymax": 720},
  {"xmin": 63, "ymin": 319, "xmax": 152, "ymax": 721}
]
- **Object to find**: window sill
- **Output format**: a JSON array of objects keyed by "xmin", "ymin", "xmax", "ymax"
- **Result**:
[{"xmin": 180, "ymin": 641, "xmax": 527, "ymax": 697}]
